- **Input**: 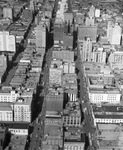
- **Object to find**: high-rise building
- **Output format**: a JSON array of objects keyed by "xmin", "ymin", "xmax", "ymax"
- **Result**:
[
  {"xmin": 107, "ymin": 21, "xmax": 114, "ymax": 42},
  {"xmin": 110, "ymin": 23, "xmax": 122, "ymax": 45},
  {"xmin": 0, "ymin": 31, "xmax": 16, "ymax": 52},
  {"xmin": 0, "ymin": 86, "xmax": 18, "ymax": 102},
  {"xmin": 3, "ymin": 7, "xmax": 13, "ymax": 20},
  {"xmin": 78, "ymin": 25, "xmax": 97, "ymax": 42},
  {"xmin": 95, "ymin": 9, "xmax": 100, "ymax": 18},
  {"xmin": 14, "ymin": 98, "xmax": 32, "ymax": 122},
  {"xmin": 91, "ymin": 49, "xmax": 106, "ymax": 63},
  {"xmin": 0, "ymin": 54, "xmax": 7, "ymax": 71},
  {"xmin": 0, "ymin": 102, "xmax": 13, "ymax": 121},
  {"xmin": 88, "ymin": 5, "xmax": 95, "ymax": 18},
  {"xmin": 85, "ymin": 17, "xmax": 95, "ymax": 26},
  {"xmin": 35, "ymin": 24, "xmax": 46, "ymax": 48},
  {"xmin": 82, "ymin": 37, "xmax": 92, "ymax": 62}
]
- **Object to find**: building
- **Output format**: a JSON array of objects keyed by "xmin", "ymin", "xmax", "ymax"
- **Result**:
[
  {"xmin": 88, "ymin": 5, "xmax": 95, "ymax": 18},
  {"xmin": 82, "ymin": 37, "xmax": 92, "ymax": 62},
  {"xmin": 0, "ymin": 126, "xmax": 7, "ymax": 149},
  {"xmin": 91, "ymin": 48, "xmax": 106, "ymax": 63},
  {"xmin": 46, "ymin": 90, "xmax": 63, "ymax": 113},
  {"xmin": 95, "ymin": 9, "xmax": 100, "ymax": 18},
  {"xmin": 22, "ymin": 8, "xmax": 33, "ymax": 21},
  {"xmin": 64, "ymin": 89, "xmax": 77, "ymax": 102},
  {"xmin": 8, "ymin": 123, "xmax": 28, "ymax": 136},
  {"xmin": 43, "ymin": 116, "xmax": 63, "ymax": 149},
  {"xmin": 14, "ymin": 97, "xmax": 32, "ymax": 122},
  {"xmin": 0, "ymin": 86, "xmax": 18, "ymax": 103},
  {"xmin": 63, "ymin": 34, "xmax": 73, "ymax": 49},
  {"xmin": 88, "ymin": 74, "xmax": 121, "ymax": 104},
  {"xmin": 49, "ymin": 68, "xmax": 62, "ymax": 86},
  {"xmin": 64, "ymin": 130, "xmax": 85, "ymax": 150},
  {"xmin": 96, "ymin": 124, "xmax": 123, "ymax": 150},
  {"xmin": 78, "ymin": 25, "xmax": 97, "ymax": 42},
  {"xmin": 110, "ymin": 23, "xmax": 122, "ymax": 45},
  {"xmin": 64, "ymin": 12, "xmax": 73, "ymax": 24},
  {"xmin": 85, "ymin": 17, "xmax": 95, "ymax": 26},
  {"xmin": 5, "ymin": 134, "xmax": 27, "ymax": 150},
  {"xmin": 63, "ymin": 101, "xmax": 81, "ymax": 127},
  {"xmin": 92, "ymin": 104, "xmax": 123, "ymax": 125},
  {"xmin": 0, "ymin": 31, "xmax": 16, "ymax": 52},
  {"xmin": 35, "ymin": 24, "xmax": 46, "ymax": 48},
  {"xmin": 108, "ymin": 51, "xmax": 123, "ymax": 69},
  {"xmin": 0, "ymin": 54, "xmax": 7, "ymax": 70},
  {"xmin": 52, "ymin": 50, "xmax": 74, "ymax": 62},
  {"xmin": 3, "ymin": 7, "xmax": 13, "ymax": 20},
  {"xmin": 54, "ymin": 23, "xmax": 64, "ymax": 45},
  {"xmin": 63, "ymin": 62, "xmax": 75, "ymax": 74},
  {"xmin": 0, "ymin": 103, "xmax": 13, "ymax": 121}
]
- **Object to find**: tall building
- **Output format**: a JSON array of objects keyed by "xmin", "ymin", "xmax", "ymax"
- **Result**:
[
  {"xmin": 0, "ymin": 31, "xmax": 16, "ymax": 52},
  {"xmin": 95, "ymin": 9, "xmax": 100, "ymax": 18},
  {"xmin": 3, "ymin": 7, "xmax": 13, "ymax": 20},
  {"xmin": 110, "ymin": 23, "xmax": 122, "ymax": 45},
  {"xmin": 85, "ymin": 17, "xmax": 95, "ymax": 26},
  {"xmin": 91, "ymin": 48, "xmax": 106, "ymax": 63},
  {"xmin": 107, "ymin": 21, "xmax": 114, "ymax": 41},
  {"xmin": 82, "ymin": 37, "xmax": 92, "ymax": 62},
  {"xmin": 88, "ymin": 5, "xmax": 95, "ymax": 18},
  {"xmin": 35, "ymin": 24, "xmax": 46, "ymax": 48},
  {"xmin": 78, "ymin": 25, "xmax": 97, "ymax": 42},
  {"xmin": 14, "ymin": 98, "xmax": 32, "ymax": 122},
  {"xmin": 0, "ymin": 86, "xmax": 18, "ymax": 102},
  {"xmin": 0, "ymin": 54, "xmax": 7, "ymax": 71},
  {"xmin": 0, "ymin": 102, "xmax": 13, "ymax": 121}
]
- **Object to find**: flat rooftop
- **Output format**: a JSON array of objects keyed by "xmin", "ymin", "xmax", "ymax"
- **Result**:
[{"xmin": 93, "ymin": 104, "xmax": 123, "ymax": 113}]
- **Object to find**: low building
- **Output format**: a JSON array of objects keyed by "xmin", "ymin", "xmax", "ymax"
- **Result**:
[
  {"xmin": 92, "ymin": 104, "xmax": 123, "ymax": 124},
  {"xmin": 96, "ymin": 124, "xmax": 123, "ymax": 150},
  {"xmin": 63, "ymin": 101, "xmax": 81, "ymax": 127},
  {"xmin": 64, "ymin": 130, "xmax": 85, "ymax": 150},
  {"xmin": 87, "ymin": 74, "xmax": 121, "ymax": 104}
]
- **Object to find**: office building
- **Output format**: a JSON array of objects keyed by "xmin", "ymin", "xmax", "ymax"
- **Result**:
[
  {"xmin": 0, "ymin": 86, "xmax": 18, "ymax": 102},
  {"xmin": 64, "ymin": 12, "xmax": 73, "ymax": 24},
  {"xmin": 110, "ymin": 23, "xmax": 122, "ymax": 45},
  {"xmin": 3, "ymin": 7, "xmax": 13, "ymax": 20},
  {"xmin": 64, "ymin": 131, "xmax": 85, "ymax": 150},
  {"xmin": 92, "ymin": 104, "xmax": 123, "ymax": 124},
  {"xmin": 43, "ymin": 116, "xmax": 63, "ymax": 149},
  {"xmin": 22, "ymin": 8, "xmax": 33, "ymax": 21},
  {"xmin": 46, "ymin": 90, "xmax": 63, "ymax": 113},
  {"xmin": 95, "ymin": 9, "xmax": 100, "ymax": 18},
  {"xmin": 78, "ymin": 25, "xmax": 97, "ymax": 42},
  {"xmin": 91, "ymin": 48, "xmax": 106, "ymax": 63},
  {"xmin": 88, "ymin": 74, "xmax": 121, "ymax": 104},
  {"xmin": 85, "ymin": 17, "xmax": 95, "ymax": 26},
  {"xmin": 0, "ymin": 54, "xmax": 7, "ymax": 71},
  {"xmin": 0, "ymin": 103, "xmax": 13, "ymax": 121},
  {"xmin": 8, "ymin": 123, "xmax": 28, "ymax": 136},
  {"xmin": 64, "ymin": 89, "xmax": 77, "ymax": 102},
  {"xmin": 0, "ymin": 31, "xmax": 16, "ymax": 52},
  {"xmin": 82, "ymin": 37, "xmax": 92, "ymax": 62},
  {"xmin": 63, "ymin": 101, "xmax": 81, "ymax": 127},
  {"xmin": 108, "ymin": 51, "xmax": 123, "ymax": 69},
  {"xmin": 54, "ymin": 23, "xmax": 64, "ymax": 44},
  {"xmin": 52, "ymin": 50, "xmax": 74, "ymax": 62},
  {"xmin": 88, "ymin": 5, "xmax": 95, "ymax": 18},
  {"xmin": 96, "ymin": 124, "xmax": 123, "ymax": 150},
  {"xmin": 14, "ymin": 98, "xmax": 32, "ymax": 122},
  {"xmin": 35, "ymin": 24, "xmax": 46, "ymax": 48}
]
